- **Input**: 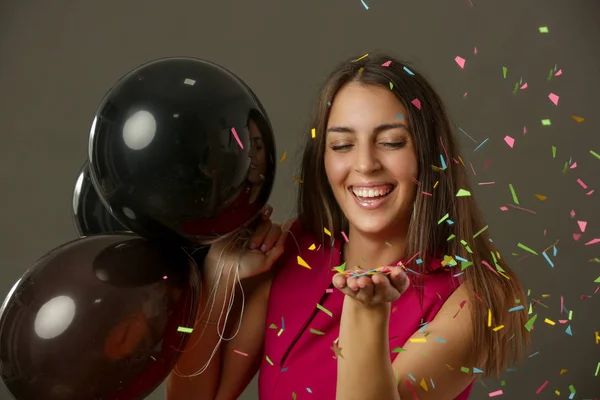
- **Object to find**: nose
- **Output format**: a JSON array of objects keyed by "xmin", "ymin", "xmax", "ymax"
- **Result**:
[{"xmin": 354, "ymin": 144, "xmax": 381, "ymax": 174}]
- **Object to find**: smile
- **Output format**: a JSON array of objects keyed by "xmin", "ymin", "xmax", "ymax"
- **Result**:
[{"xmin": 349, "ymin": 184, "xmax": 395, "ymax": 210}]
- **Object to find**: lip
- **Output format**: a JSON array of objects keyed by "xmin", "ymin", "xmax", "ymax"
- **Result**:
[{"xmin": 348, "ymin": 184, "xmax": 395, "ymax": 210}]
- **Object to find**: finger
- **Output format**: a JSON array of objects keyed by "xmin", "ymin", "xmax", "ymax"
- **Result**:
[
  {"xmin": 332, "ymin": 274, "xmax": 347, "ymax": 289},
  {"xmin": 372, "ymin": 273, "xmax": 393, "ymax": 300},
  {"xmin": 346, "ymin": 277, "xmax": 360, "ymax": 291},
  {"xmin": 248, "ymin": 218, "xmax": 272, "ymax": 250},
  {"xmin": 263, "ymin": 227, "xmax": 289, "ymax": 268},
  {"xmin": 390, "ymin": 267, "xmax": 410, "ymax": 293},
  {"xmin": 260, "ymin": 224, "xmax": 282, "ymax": 253},
  {"xmin": 355, "ymin": 277, "xmax": 375, "ymax": 303},
  {"xmin": 260, "ymin": 204, "xmax": 274, "ymax": 220}
]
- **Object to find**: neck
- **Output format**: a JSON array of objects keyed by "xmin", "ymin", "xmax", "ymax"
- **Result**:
[{"xmin": 342, "ymin": 225, "xmax": 408, "ymax": 271}]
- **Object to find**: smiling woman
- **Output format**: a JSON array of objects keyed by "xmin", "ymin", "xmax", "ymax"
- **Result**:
[{"xmin": 167, "ymin": 53, "xmax": 529, "ymax": 400}]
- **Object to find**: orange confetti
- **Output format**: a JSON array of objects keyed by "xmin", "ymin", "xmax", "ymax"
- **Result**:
[
  {"xmin": 571, "ymin": 115, "xmax": 584, "ymax": 123},
  {"xmin": 535, "ymin": 194, "xmax": 547, "ymax": 200}
]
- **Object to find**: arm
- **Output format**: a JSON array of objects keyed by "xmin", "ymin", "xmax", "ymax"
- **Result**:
[{"xmin": 336, "ymin": 284, "xmax": 475, "ymax": 400}]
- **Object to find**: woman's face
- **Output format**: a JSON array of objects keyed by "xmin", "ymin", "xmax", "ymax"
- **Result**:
[
  {"xmin": 247, "ymin": 119, "xmax": 266, "ymax": 185},
  {"xmin": 324, "ymin": 82, "xmax": 419, "ymax": 238}
]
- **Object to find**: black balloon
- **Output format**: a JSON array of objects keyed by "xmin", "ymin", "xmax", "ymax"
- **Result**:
[
  {"xmin": 73, "ymin": 161, "xmax": 129, "ymax": 236},
  {"xmin": 88, "ymin": 57, "xmax": 276, "ymax": 245},
  {"xmin": 0, "ymin": 235, "xmax": 200, "ymax": 400}
]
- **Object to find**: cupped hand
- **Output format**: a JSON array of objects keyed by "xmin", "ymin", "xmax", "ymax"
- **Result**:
[
  {"xmin": 332, "ymin": 266, "xmax": 410, "ymax": 307},
  {"xmin": 205, "ymin": 205, "xmax": 292, "ymax": 280}
]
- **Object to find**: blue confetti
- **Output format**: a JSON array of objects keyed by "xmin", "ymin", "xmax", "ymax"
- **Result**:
[
  {"xmin": 281, "ymin": 367, "xmax": 288, "ymax": 372},
  {"xmin": 565, "ymin": 325, "xmax": 572, "ymax": 336},
  {"xmin": 306, "ymin": 388, "xmax": 312, "ymax": 393},
  {"xmin": 435, "ymin": 337, "xmax": 446, "ymax": 343},
  {"xmin": 473, "ymin": 368, "xmax": 484, "ymax": 374},
  {"xmin": 416, "ymin": 258, "xmax": 423, "ymax": 264},
  {"xmin": 360, "ymin": 0, "xmax": 369, "ymax": 9},
  {"xmin": 474, "ymin": 138, "xmax": 489, "ymax": 151},
  {"xmin": 403, "ymin": 66, "xmax": 415, "ymax": 75},
  {"xmin": 440, "ymin": 154, "xmax": 447, "ymax": 170},
  {"xmin": 542, "ymin": 252, "xmax": 554, "ymax": 268},
  {"xmin": 509, "ymin": 305, "xmax": 524, "ymax": 312},
  {"xmin": 408, "ymin": 373, "xmax": 416, "ymax": 382},
  {"xmin": 396, "ymin": 113, "xmax": 404, "ymax": 119}
]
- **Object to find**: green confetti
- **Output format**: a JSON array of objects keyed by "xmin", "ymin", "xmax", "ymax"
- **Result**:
[
  {"xmin": 552, "ymin": 146, "xmax": 557, "ymax": 158},
  {"xmin": 438, "ymin": 213, "xmax": 450, "ymax": 224},
  {"xmin": 590, "ymin": 150, "xmax": 600, "ymax": 160},
  {"xmin": 385, "ymin": 241, "xmax": 393, "ymax": 247},
  {"xmin": 512, "ymin": 82, "xmax": 519, "ymax": 95},
  {"xmin": 562, "ymin": 162, "xmax": 568, "ymax": 174},
  {"xmin": 265, "ymin": 355, "xmax": 274, "ymax": 365},
  {"xmin": 389, "ymin": 82, "xmax": 394, "ymax": 90},
  {"xmin": 595, "ymin": 362, "xmax": 600, "ymax": 376},
  {"xmin": 316, "ymin": 303, "xmax": 333, "ymax": 317},
  {"xmin": 594, "ymin": 276, "xmax": 600, "ymax": 283},
  {"xmin": 456, "ymin": 189, "xmax": 471, "ymax": 197},
  {"xmin": 392, "ymin": 347, "xmax": 407, "ymax": 353},
  {"xmin": 461, "ymin": 261, "xmax": 473, "ymax": 271},
  {"xmin": 518, "ymin": 242, "xmax": 539, "ymax": 255},
  {"xmin": 547, "ymin": 69, "xmax": 553, "ymax": 80},
  {"xmin": 310, "ymin": 328, "xmax": 325, "ymax": 335},
  {"xmin": 269, "ymin": 324, "xmax": 278, "ymax": 329},
  {"xmin": 292, "ymin": 392, "xmax": 297, "ymax": 400},
  {"xmin": 177, "ymin": 326, "xmax": 193, "ymax": 334},
  {"xmin": 447, "ymin": 234, "xmax": 456, "ymax": 241},
  {"xmin": 460, "ymin": 366, "xmax": 470, "ymax": 373},
  {"xmin": 524, "ymin": 314, "xmax": 538, "ymax": 331},
  {"xmin": 473, "ymin": 225, "xmax": 489, "ymax": 239},
  {"xmin": 509, "ymin": 184, "xmax": 520, "ymax": 205},
  {"xmin": 502, "ymin": 66, "xmax": 508, "ymax": 79},
  {"xmin": 538, "ymin": 26, "xmax": 549, "ymax": 33},
  {"xmin": 568, "ymin": 385, "xmax": 575, "ymax": 395},
  {"xmin": 541, "ymin": 119, "xmax": 552, "ymax": 126}
]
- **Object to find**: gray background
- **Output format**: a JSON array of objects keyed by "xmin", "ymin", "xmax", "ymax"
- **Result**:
[{"xmin": 1, "ymin": 0, "xmax": 599, "ymax": 399}]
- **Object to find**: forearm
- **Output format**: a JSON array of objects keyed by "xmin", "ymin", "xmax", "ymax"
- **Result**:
[
  {"xmin": 336, "ymin": 298, "xmax": 400, "ymax": 400},
  {"xmin": 166, "ymin": 265, "xmax": 239, "ymax": 400}
]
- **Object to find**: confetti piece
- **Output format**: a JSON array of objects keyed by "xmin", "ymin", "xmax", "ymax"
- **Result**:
[
  {"xmin": 392, "ymin": 347, "xmax": 407, "ymax": 353},
  {"xmin": 409, "ymin": 338, "xmax": 427, "ymax": 343},
  {"xmin": 230, "ymin": 127, "xmax": 243, "ymax": 149},
  {"xmin": 265, "ymin": 356, "xmax": 274, "ymax": 366},
  {"xmin": 538, "ymin": 26, "xmax": 549, "ymax": 33},
  {"xmin": 280, "ymin": 152, "xmax": 287, "ymax": 163},
  {"xmin": 389, "ymin": 82, "xmax": 394, "ymax": 90},
  {"xmin": 565, "ymin": 325, "xmax": 572, "ymax": 335},
  {"xmin": 577, "ymin": 221, "xmax": 587, "ymax": 232},
  {"xmin": 536, "ymin": 380, "xmax": 549, "ymax": 395},
  {"xmin": 502, "ymin": 66, "xmax": 507, "ymax": 79},
  {"xmin": 411, "ymin": 98, "xmax": 422, "ymax": 110},
  {"xmin": 456, "ymin": 189, "xmax": 471, "ymax": 197},
  {"xmin": 297, "ymin": 256, "xmax": 311, "ymax": 269},
  {"xmin": 525, "ymin": 314, "xmax": 538, "ymax": 331},
  {"xmin": 177, "ymin": 326, "xmax": 193, "ymax": 334},
  {"xmin": 508, "ymin": 184, "xmax": 519, "ymax": 205},
  {"xmin": 518, "ymin": 242, "xmax": 538, "ymax": 255},
  {"xmin": 311, "ymin": 128, "xmax": 316, "ymax": 138},
  {"xmin": 473, "ymin": 225, "xmax": 489, "ymax": 238},
  {"xmin": 455, "ymin": 56, "xmax": 466, "ymax": 69},
  {"xmin": 548, "ymin": 93, "xmax": 559, "ymax": 105},
  {"xmin": 509, "ymin": 305, "xmax": 524, "ymax": 312},
  {"xmin": 382, "ymin": 60, "xmax": 392, "ymax": 67},
  {"xmin": 493, "ymin": 325, "xmax": 505, "ymax": 331},
  {"xmin": 590, "ymin": 150, "xmax": 600, "ymax": 159},
  {"xmin": 403, "ymin": 66, "xmax": 415, "ymax": 75},
  {"xmin": 341, "ymin": 231, "xmax": 349, "ymax": 242},
  {"xmin": 310, "ymin": 328, "xmax": 325, "ymax": 335},
  {"xmin": 585, "ymin": 239, "xmax": 600, "ymax": 246},
  {"xmin": 535, "ymin": 194, "xmax": 547, "ymax": 200},
  {"xmin": 234, "ymin": 349, "xmax": 248, "ymax": 356},
  {"xmin": 489, "ymin": 390, "xmax": 503, "ymax": 397},
  {"xmin": 474, "ymin": 138, "xmax": 489, "ymax": 151},
  {"xmin": 473, "ymin": 47, "xmax": 478, "ymax": 54},
  {"xmin": 504, "ymin": 136, "xmax": 515, "ymax": 148},
  {"xmin": 576, "ymin": 178, "xmax": 588, "ymax": 189},
  {"xmin": 541, "ymin": 119, "xmax": 552, "ymax": 126},
  {"xmin": 552, "ymin": 146, "xmax": 557, "ymax": 158},
  {"xmin": 571, "ymin": 115, "xmax": 584, "ymax": 122},
  {"xmin": 359, "ymin": 0, "xmax": 369, "ymax": 9},
  {"xmin": 316, "ymin": 303, "xmax": 333, "ymax": 317},
  {"xmin": 324, "ymin": 227, "xmax": 331, "ymax": 236},
  {"xmin": 544, "ymin": 318, "xmax": 556, "ymax": 326},
  {"xmin": 308, "ymin": 243, "xmax": 316, "ymax": 250}
]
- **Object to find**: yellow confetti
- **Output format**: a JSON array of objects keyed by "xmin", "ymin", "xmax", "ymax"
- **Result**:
[
  {"xmin": 409, "ymin": 338, "xmax": 427, "ymax": 343},
  {"xmin": 493, "ymin": 325, "xmax": 505, "ymax": 331},
  {"xmin": 279, "ymin": 151, "xmax": 287, "ymax": 163},
  {"xmin": 595, "ymin": 331, "xmax": 599, "ymax": 344},
  {"xmin": 277, "ymin": 328, "xmax": 284, "ymax": 336},
  {"xmin": 560, "ymin": 369, "xmax": 568, "ymax": 375},
  {"xmin": 311, "ymin": 128, "xmax": 316, "ymax": 138},
  {"xmin": 571, "ymin": 115, "xmax": 584, "ymax": 122},
  {"xmin": 535, "ymin": 194, "xmax": 547, "ymax": 200},
  {"xmin": 544, "ymin": 318, "xmax": 556, "ymax": 326},
  {"xmin": 324, "ymin": 227, "xmax": 332, "ymax": 236},
  {"xmin": 419, "ymin": 378, "xmax": 429, "ymax": 391},
  {"xmin": 297, "ymin": 256, "xmax": 311, "ymax": 269},
  {"xmin": 294, "ymin": 176, "xmax": 304, "ymax": 183},
  {"xmin": 308, "ymin": 243, "xmax": 316, "ymax": 250},
  {"xmin": 354, "ymin": 53, "xmax": 369, "ymax": 62},
  {"xmin": 487, "ymin": 309, "xmax": 492, "ymax": 327},
  {"xmin": 358, "ymin": 67, "xmax": 365, "ymax": 73},
  {"xmin": 265, "ymin": 355, "xmax": 274, "ymax": 366}
]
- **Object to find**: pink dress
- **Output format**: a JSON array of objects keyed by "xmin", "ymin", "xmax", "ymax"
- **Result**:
[{"xmin": 258, "ymin": 221, "xmax": 474, "ymax": 399}]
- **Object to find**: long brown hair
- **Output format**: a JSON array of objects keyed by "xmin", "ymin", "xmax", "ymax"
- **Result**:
[{"xmin": 297, "ymin": 53, "xmax": 530, "ymax": 377}]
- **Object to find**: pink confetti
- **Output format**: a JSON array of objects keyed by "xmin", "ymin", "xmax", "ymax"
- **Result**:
[
  {"xmin": 586, "ymin": 189, "xmax": 595, "ymax": 196},
  {"xmin": 422, "ymin": 191, "xmax": 433, "ymax": 196},
  {"xmin": 535, "ymin": 380, "xmax": 549, "ymax": 395},
  {"xmin": 577, "ymin": 178, "xmax": 588, "ymax": 189},
  {"xmin": 558, "ymin": 319, "xmax": 568, "ymax": 324},
  {"xmin": 573, "ymin": 233, "xmax": 581, "ymax": 241},
  {"xmin": 381, "ymin": 60, "xmax": 392, "ymax": 67},
  {"xmin": 523, "ymin": 126, "xmax": 527, "ymax": 134},
  {"xmin": 584, "ymin": 238, "xmax": 600, "ymax": 246},
  {"xmin": 548, "ymin": 93, "xmax": 560, "ymax": 106},
  {"xmin": 570, "ymin": 162, "xmax": 578, "ymax": 169},
  {"xmin": 469, "ymin": 162, "xmax": 476, "ymax": 175},
  {"xmin": 543, "ymin": 229, "xmax": 547, "ymax": 236},
  {"xmin": 341, "ymin": 231, "xmax": 349, "ymax": 242},
  {"xmin": 507, "ymin": 204, "xmax": 536, "ymax": 214},
  {"xmin": 473, "ymin": 47, "xmax": 478, "ymax": 55},
  {"xmin": 570, "ymin": 209, "xmax": 576, "ymax": 218},
  {"xmin": 325, "ymin": 288, "xmax": 334, "ymax": 293},
  {"xmin": 163, "ymin": 275, "xmax": 168, "ymax": 280},
  {"xmin": 411, "ymin": 98, "xmax": 422, "ymax": 110},
  {"xmin": 520, "ymin": 82, "xmax": 528, "ymax": 89},
  {"xmin": 488, "ymin": 390, "xmax": 503, "ymax": 397},
  {"xmin": 577, "ymin": 221, "xmax": 587, "ymax": 232},
  {"xmin": 483, "ymin": 160, "xmax": 492, "ymax": 170},
  {"xmin": 463, "ymin": 92, "xmax": 468, "ymax": 97},
  {"xmin": 478, "ymin": 181, "xmax": 495, "ymax": 185},
  {"xmin": 500, "ymin": 206, "xmax": 509, "ymax": 211},
  {"xmin": 233, "ymin": 349, "xmax": 249, "ymax": 357},
  {"xmin": 504, "ymin": 136, "xmax": 515, "ymax": 148},
  {"xmin": 560, "ymin": 295, "xmax": 564, "ymax": 313},
  {"xmin": 230, "ymin": 127, "xmax": 244, "ymax": 149},
  {"xmin": 555, "ymin": 69, "xmax": 563, "ymax": 76},
  {"xmin": 454, "ymin": 56, "xmax": 466, "ymax": 69}
]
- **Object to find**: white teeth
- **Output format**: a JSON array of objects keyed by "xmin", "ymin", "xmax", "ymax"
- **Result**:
[{"xmin": 352, "ymin": 187, "xmax": 393, "ymax": 198}]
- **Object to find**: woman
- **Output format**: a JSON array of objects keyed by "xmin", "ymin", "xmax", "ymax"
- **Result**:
[{"xmin": 167, "ymin": 53, "xmax": 529, "ymax": 400}]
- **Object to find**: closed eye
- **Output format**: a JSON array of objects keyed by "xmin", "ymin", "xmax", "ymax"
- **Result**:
[{"xmin": 381, "ymin": 142, "xmax": 406, "ymax": 149}]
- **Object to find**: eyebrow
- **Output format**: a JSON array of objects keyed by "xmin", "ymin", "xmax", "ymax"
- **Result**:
[{"xmin": 326, "ymin": 122, "xmax": 408, "ymax": 134}]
